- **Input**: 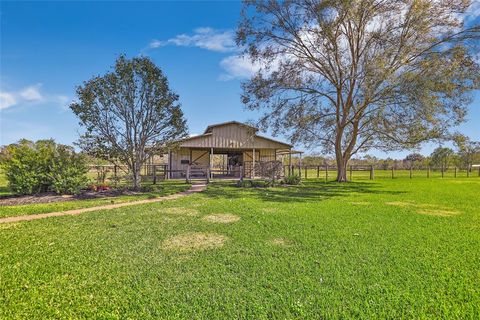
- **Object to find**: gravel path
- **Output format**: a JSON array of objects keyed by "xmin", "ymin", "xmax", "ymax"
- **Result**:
[{"xmin": 0, "ymin": 183, "xmax": 206, "ymax": 224}]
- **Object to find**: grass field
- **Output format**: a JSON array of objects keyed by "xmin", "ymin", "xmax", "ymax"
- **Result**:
[
  {"xmin": 0, "ymin": 180, "xmax": 190, "ymax": 218},
  {"xmin": 1, "ymin": 178, "xmax": 479, "ymax": 319}
]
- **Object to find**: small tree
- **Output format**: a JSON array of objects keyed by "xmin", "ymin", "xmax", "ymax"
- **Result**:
[
  {"xmin": 70, "ymin": 56, "xmax": 188, "ymax": 189},
  {"xmin": 430, "ymin": 147, "xmax": 455, "ymax": 169},
  {"xmin": 453, "ymin": 134, "xmax": 480, "ymax": 169},
  {"xmin": 238, "ymin": 0, "xmax": 480, "ymax": 181},
  {"xmin": 404, "ymin": 153, "xmax": 424, "ymax": 169}
]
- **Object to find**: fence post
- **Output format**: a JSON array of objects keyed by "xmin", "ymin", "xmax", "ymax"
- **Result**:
[
  {"xmin": 349, "ymin": 165, "xmax": 353, "ymax": 181},
  {"xmin": 317, "ymin": 166, "xmax": 320, "ymax": 178},
  {"xmin": 240, "ymin": 166, "xmax": 244, "ymax": 181},
  {"xmin": 326, "ymin": 164, "xmax": 329, "ymax": 181},
  {"xmin": 467, "ymin": 165, "xmax": 470, "ymax": 178},
  {"xmin": 206, "ymin": 168, "xmax": 210, "ymax": 184},
  {"xmin": 454, "ymin": 166, "xmax": 457, "ymax": 178},
  {"xmin": 153, "ymin": 165, "xmax": 157, "ymax": 185},
  {"xmin": 113, "ymin": 165, "xmax": 118, "ymax": 188},
  {"xmin": 305, "ymin": 166, "xmax": 307, "ymax": 179},
  {"xmin": 441, "ymin": 165, "xmax": 444, "ymax": 178},
  {"xmin": 370, "ymin": 165, "xmax": 374, "ymax": 180},
  {"xmin": 391, "ymin": 166, "xmax": 394, "ymax": 179},
  {"xmin": 409, "ymin": 166, "xmax": 412, "ymax": 179}
]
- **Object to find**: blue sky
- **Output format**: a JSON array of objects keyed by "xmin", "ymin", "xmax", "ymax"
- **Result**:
[{"xmin": 1, "ymin": 1, "xmax": 479, "ymax": 159}]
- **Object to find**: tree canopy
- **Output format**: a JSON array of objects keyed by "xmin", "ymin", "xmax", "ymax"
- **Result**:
[
  {"xmin": 238, "ymin": 0, "xmax": 480, "ymax": 181},
  {"xmin": 429, "ymin": 147, "xmax": 455, "ymax": 168},
  {"xmin": 70, "ymin": 56, "xmax": 188, "ymax": 188}
]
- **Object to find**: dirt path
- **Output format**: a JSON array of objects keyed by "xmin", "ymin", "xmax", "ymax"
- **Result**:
[{"xmin": 0, "ymin": 183, "xmax": 207, "ymax": 224}]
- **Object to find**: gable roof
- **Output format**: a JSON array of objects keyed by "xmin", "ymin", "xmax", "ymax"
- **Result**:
[
  {"xmin": 177, "ymin": 121, "xmax": 292, "ymax": 149},
  {"xmin": 204, "ymin": 121, "xmax": 259, "ymax": 134}
]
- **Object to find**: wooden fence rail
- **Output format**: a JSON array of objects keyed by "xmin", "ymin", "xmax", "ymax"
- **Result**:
[
  {"xmin": 282, "ymin": 165, "xmax": 480, "ymax": 181},
  {"xmin": 87, "ymin": 163, "xmax": 480, "ymax": 185}
]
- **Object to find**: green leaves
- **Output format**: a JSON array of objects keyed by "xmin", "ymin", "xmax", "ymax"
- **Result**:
[
  {"xmin": 70, "ymin": 55, "xmax": 188, "ymax": 188},
  {"xmin": 1, "ymin": 139, "xmax": 88, "ymax": 195},
  {"xmin": 239, "ymin": 0, "xmax": 480, "ymax": 179}
]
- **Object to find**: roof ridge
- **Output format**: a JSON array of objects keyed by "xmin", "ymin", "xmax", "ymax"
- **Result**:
[{"xmin": 204, "ymin": 121, "xmax": 258, "ymax": 134}]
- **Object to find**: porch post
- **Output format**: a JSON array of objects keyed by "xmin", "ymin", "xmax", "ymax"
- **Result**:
[
  {"xmin": 288, "ymin": 151, "xmax": 292, "ymax": 175},
  {"xmin": 298, "ymin": 152, "xmax": 302, "ymax": 177},
  {"xmin": 168, "ymin": 149, "xmax": 172, "ymax": 179},
  {"xmin": 210, "ymin": 147, "xmax": 214, "ymax": 179},
  {"xmin": 252, "ymin": 148, "xmax": 256, "ymax": 179}
]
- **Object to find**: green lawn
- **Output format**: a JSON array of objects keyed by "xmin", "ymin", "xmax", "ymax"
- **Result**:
[
  {"xmin": 0, "ymin": 181, "xmax": 190, "ymax": 218},
  {"xmin": 1, "ymin": 178, "xmax": 479, "ymax": 318}
]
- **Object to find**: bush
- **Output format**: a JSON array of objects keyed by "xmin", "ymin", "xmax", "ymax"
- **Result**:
[
  {"xmin": 236, "ymin": 180, "xmax": 253, "ymax": 188},
  {"xmin": 1, "ymin": 139, "xmax": 89, "ymax": 195},
  {"xmin": 283, "ymin": 174, "xmax": 301, "ymax": 185},
  {"xmin": 236, "ymin": 179, "xmax": 272, "ymax": 188}
]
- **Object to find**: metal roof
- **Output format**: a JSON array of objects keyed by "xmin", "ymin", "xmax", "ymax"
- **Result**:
[{"xmin": 203, "ymin": 121, "xmax": 259, "ymax": 134}]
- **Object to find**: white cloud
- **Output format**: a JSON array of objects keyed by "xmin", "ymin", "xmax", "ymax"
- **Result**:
[
  {"xmin": 149, "ymin": 39, "xmax": 163, "ymax": 48},
  {"xmin": 0, "ymin": 92, "xmax": 17, "ymax": 110},
  {"xmin": 149, "ymin": 27, "xmax": 238, "ymax": 53},
  {"xmin": 19, "ymin": 84, "xmax": 43, "ymax": 101},
  {"xmin": 0, "ymin": 84, "xmax": 68, "ymax": 110},
  {"xmin": 219, "ymin": 55, "xmax": 262, "ymax": 81}
]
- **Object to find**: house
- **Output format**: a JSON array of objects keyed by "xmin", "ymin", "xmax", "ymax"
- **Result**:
[{"xmin": 167, "ymin": 121, "xmax": 300, "ymax": 179}]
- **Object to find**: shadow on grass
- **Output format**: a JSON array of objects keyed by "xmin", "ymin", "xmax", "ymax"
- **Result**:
[{"xmin": 204, "ymin": 180, "xmax": 405, "ymax": 203}]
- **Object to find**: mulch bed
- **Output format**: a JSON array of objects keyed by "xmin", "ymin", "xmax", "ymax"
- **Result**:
[{"xmin": 0, "ymin": 189, "xmax": 141, "ymax": 206}]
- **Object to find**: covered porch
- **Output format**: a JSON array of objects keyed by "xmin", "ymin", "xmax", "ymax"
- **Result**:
[
  {"xmin": 167, "ymin": 121, "xmax": 301, "ymax": 180},
  {"xmin": 169, "ymin": 147, "xmax": 301, "ymax": 180}
]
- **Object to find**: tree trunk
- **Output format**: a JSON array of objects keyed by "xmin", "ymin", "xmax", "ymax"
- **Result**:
[
  {"xmin": 334, "ymin": 130, "xmax": 349, "ymax": 182},
  {"xmin": 132, "ymin": 163, "xmax": 142, "ymax": 190},
  {"xmin": 336, "ymin": 156, "xmax": 348, "ymax": 182}
]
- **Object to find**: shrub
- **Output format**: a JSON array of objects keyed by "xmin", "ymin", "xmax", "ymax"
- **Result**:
[
  {"xmin": 236, "ymin": 179, "xmax": 272, "ymax": 188},
  {"xmin": 283, "ymin": 174, "xmax": 301, "ymax": 185},
  {"xmin": 236, "ymin": 180, "xmax": 253, "ymax": 188},
  {"xmin": 1, "ymin": 139, "xmax": 89, "ymax": 195}
]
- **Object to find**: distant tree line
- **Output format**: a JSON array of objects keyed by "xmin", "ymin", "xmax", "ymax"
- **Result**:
[{"xmin": 287, "ymin": 140, "xmax": 480, "ymax": 170}]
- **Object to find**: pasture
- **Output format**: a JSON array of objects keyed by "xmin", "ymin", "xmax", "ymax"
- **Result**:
[{"xmin": 1, "ymin": 177, "xmax": 479, "ymax": 318}]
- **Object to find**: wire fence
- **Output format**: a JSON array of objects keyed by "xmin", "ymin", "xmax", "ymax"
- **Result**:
[
  {"xmin": 87, "ymin": 164, "xmax": 170, "ymax": 186},
  {"xmin": 285, "ymin": 165, "xmax": 480, "ymax": 180},
  {"xmin": 87, "ymin": 163, "xmax": 480, "ymax": 186}
]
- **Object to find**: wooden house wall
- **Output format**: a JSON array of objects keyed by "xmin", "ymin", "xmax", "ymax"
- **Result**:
[{"xmin": 180, "ymin": 123, "xmax": 290, "ymax": 149}]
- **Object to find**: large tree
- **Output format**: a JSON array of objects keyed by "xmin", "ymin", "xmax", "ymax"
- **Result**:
[
  {"xmin": 70, "ymin": 56, "xmax": 188, "ymax": 189},
  {"xmin": 238, "ymin": 0, "xmax": 480, "ymax": 181}
]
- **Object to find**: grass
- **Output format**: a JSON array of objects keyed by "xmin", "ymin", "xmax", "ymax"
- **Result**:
[
  {"xmin": 0, "ymin": 181, "xmax": 190, "ymax": 218},
  {"xmin": 1, "ymin": 178, "xmax": 479, "ymax": 318}
]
